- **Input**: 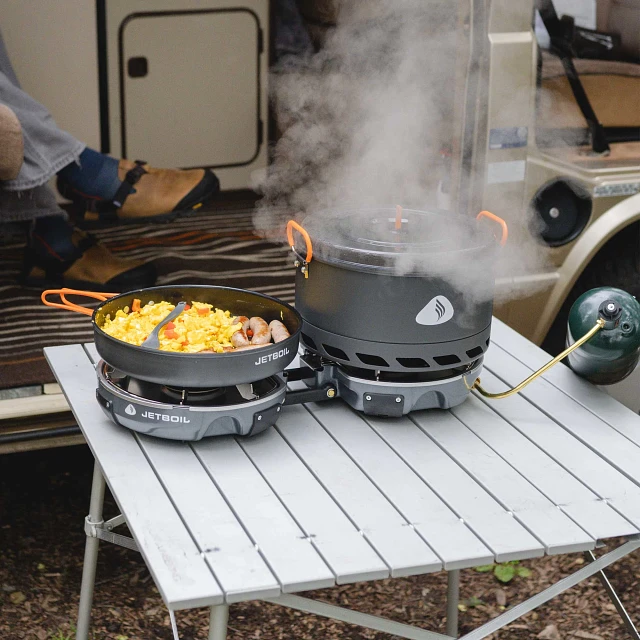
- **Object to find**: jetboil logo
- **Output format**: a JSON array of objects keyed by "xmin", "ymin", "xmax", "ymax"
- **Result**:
[
  {"xmin": 140, "ymin": 411, "xmax": 191, "ymax": 423},
  {"xmin": 125, "ymin": 403, "xmax": 191, "ymax": 423},
  {"xmin": 415, "ymin": 296, "xmax": 454, "ymax": 326},
  {"xmin": 255, "ymin": 347, "xmax": 290, "ymax": 366}
]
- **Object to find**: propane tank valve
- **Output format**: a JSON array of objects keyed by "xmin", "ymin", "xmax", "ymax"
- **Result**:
[{"xmin": 598, "ymin": 299, "xmax": 622, "ymax": 328}]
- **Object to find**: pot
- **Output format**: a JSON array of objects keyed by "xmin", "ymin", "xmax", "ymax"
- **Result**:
[
  {"xmin": 286, "ymin": 207, "xmax": 507, "ymax": 373},
  {"xmin": 42, "ymin": 285, "xmax": 302, "ymax": 388}
]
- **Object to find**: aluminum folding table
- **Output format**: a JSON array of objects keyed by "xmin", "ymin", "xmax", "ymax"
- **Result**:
[{"xmin": 45, "ymin": 318, "xmax": 640, "ymax": 640}]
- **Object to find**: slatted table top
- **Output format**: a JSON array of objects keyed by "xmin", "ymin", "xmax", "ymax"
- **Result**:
[{"xmin": 44, "ymin": 318, "xmax": 640, "ymax": 611}]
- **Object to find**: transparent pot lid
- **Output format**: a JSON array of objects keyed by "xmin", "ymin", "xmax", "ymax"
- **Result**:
[{"xmin": 297, "ymin": 207, "xmax": 498, "ymax": 272}]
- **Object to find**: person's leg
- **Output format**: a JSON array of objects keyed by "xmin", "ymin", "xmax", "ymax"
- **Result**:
[
  {"xmin": 0, "ymin": 183, "xmax": 155, "ymax": 291},
  {"xmin": 0, "ymin": 27, "xmax": 219, "ymax": 225},
  {"xmin": 23, "ymin": 211, "xmax": 156, "ymax": 291},
  {"xmin": 57, "ymin": 155, "xmax": 220, "ymax": 228},
  {"xmin": 0, "ymin": 94, "xmax": 155, "ymax": 290},
  {"xmin": 0, "ymin": 26, "xmax": 215, "ymax": 288}
]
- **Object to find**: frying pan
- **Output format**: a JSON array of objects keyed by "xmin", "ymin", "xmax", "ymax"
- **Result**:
[{"xmin": 42, "ymin": 285, "xmax": 302, "ymax": 388}]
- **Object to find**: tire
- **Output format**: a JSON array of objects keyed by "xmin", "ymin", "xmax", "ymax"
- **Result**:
[{"xmin": 541, "ymin": 222, "xmax": 640, "ymax": 356}]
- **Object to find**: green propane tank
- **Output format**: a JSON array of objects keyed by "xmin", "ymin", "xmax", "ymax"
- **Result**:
[{"xmin": 566, "ymin": 287, "xmax": 640, "ymax": 385}]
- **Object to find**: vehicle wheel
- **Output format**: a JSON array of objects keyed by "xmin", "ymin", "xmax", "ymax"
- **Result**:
[{"xmin": 541, "ymin": 222, "xmax": 640, "ymax": 355}]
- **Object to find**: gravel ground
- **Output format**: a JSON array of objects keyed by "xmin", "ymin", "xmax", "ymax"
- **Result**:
[{"xmin": 1, "ymin": 445, "xmax": 639, "ymax": 640}]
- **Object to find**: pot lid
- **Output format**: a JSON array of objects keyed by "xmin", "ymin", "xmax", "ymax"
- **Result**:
[{"xmin": 297, "ymin": 207, "xmax": 497, "ymax": 272}]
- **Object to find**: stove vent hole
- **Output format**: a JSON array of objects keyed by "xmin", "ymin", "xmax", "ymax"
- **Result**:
[
  {"xmin": 322, "ymin": 344, "xmax": 349, "ymax": 361},
  {"xmin": 433, "ymin": 354, "xmax": 461, "ymax": 366},
  {"xmin": 466, "ymin": 346, "xmax": 484, "ymax": 359},
  {"xmin": 397, "ymin": 357, "xmax": 429, "ymax": 368},
  {"xmin": 356, "ymin": 353, "xmax": 390, "ymax": 368},
  {"xmin": 301, "ymin": 332, "xmax": 317, "ymax": 350}
]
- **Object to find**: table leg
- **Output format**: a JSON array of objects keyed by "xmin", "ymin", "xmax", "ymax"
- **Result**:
[
  {"xmin": 76, "ymin": 462, "xmax": 106, "ymax": 640},
  {"xmin": 447, "ymin": 570, "xmax": 460, "ymax": 638},
  {"xmin": 585, "ymin": 550, "xmax": 640, "ymax": 639},
  {"xmin": 208, "ymin": 604, "xmax": 230, "ymax": 640}
]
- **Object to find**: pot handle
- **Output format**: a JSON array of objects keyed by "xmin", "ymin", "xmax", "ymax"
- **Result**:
[
  {"xmin": 476, "ymin": 210, "xmax": 508, "ymax": 246},
  {"xmin": 286, "ymin": 220, "xmax": 313, "ymax": 264},
  {"xmin": 41, "ymin": 288, "xmax": 119, "ymax": 317}
]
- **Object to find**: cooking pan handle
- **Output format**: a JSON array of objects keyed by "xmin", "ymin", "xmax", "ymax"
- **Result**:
[
  {"xmin": 41, "ymin": 288, "xmax": 119, "ymax": 317},
  {"xmin": 286, "ymin": 220, "xmax": 313, "ymax": 264},
  {"xmin": 476, "ymin": 211, "xmax": 508, "ymax": 246}
]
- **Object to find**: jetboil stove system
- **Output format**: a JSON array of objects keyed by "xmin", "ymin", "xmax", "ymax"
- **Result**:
[
  {"xmin": 90, "ymin": 207, "xmax": 507, "ymax": 441},
  {"xmin": 45, "ymin": 207, "xmax": 640, "ymax": 442},
  {"xmin": 95, "ymin": 351, "xmax": 486, "ymax": 441}
]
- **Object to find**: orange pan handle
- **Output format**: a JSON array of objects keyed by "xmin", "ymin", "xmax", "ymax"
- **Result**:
[
  {"xmin": 286, "ymin": 220, "xmax": 313, "ymax": 264},
  {"xmin": 41, "ymin": 288, "xmax": 119, "ymax": 317},
  {"xmin": 476, "ymin": 210, "xmax": 508, "ymax": 246}
]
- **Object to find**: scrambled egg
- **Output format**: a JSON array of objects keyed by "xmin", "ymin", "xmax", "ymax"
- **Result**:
[{"xmin": 100, "ymin": 300, "xmax": 242, "ymax": 353}]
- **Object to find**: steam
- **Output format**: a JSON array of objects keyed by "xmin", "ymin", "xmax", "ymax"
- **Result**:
[
  {"xmin": 256, "ymin": 0, "xmax": 549, "ymax": 309},
  {"xmin": 258, "ymin": 0, "xmax": 451, "ymax": 215}
]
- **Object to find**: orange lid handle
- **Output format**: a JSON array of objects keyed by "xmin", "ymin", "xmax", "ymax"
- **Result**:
[
  {"xmin": 476, "ymin": 210, "xmax": 508, "ymax": 246},
  {"xmin": 286, "ymin": 220, "xmax": 313, "ymax": 263},
  {"xmin": 41, "ymin": 288, "xmax": 119, "ymax": 317}
]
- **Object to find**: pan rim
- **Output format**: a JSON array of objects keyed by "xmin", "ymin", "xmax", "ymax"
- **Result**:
[{"xmin": 91, "ymin": 284, "xmax": 301, "ymax": 358}]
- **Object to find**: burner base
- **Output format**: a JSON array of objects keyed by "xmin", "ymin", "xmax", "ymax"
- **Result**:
[
  {"xmin": 96, "ymin": 361, "xmax": 286, "ymax": 440},
  {"xmin": 301, "ymin": 356, "xmax": 483, "ymax": 416}
]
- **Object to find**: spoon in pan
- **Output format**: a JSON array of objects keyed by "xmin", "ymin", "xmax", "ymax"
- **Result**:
[{"xmin": 141, "ymin": 302, "xmax": 187, "ymax": 349}]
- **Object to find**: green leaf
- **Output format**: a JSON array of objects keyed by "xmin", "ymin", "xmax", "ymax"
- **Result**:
[
  {"xmin": 464, "ymin": 596, "xmax": 484, "ymax": 608},
  {"xmin": 515, "ymin": 566, "xmax": 532, "ymax": 578},
  {"xmin": 494, "ymin": 564, "xmax": 516, "ymax": 583},
  {"xmin": 474, "ymin": 564, "xmax": 495, "ymax": 573}
]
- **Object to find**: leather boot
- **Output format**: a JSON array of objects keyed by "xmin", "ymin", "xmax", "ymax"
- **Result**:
[
  {"xmin": 58, "ymin": 159, "xmax": 220, "ymax": 228},
  {"xmin": 21, "ymin": 217, "xmax": 157, "ymax": 292}
]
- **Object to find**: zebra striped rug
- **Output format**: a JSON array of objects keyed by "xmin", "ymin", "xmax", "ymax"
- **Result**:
[{"xmin": 0, "ymin": 199, "xmax": 295, "ymax": 390}]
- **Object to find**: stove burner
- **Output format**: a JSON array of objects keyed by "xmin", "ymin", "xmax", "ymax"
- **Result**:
[
  {"xmin": 97, "ymin": 361, "xmax": 287, "ymax": 440},
  {"xmin": 338, "ymin": 363, "xmax": 478, "ymax": 384},
  {"xmin": 103, "ymin": 364, "xmax": 277, "ymax": 407},
  {"xmin": 161, "ymin": 385, "xmax": 225, "ymax": 405}
]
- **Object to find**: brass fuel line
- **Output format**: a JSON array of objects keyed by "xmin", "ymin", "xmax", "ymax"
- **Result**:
[{"xmin": 467, "ymin": 317, "xmax": 606, "ymax": 400}]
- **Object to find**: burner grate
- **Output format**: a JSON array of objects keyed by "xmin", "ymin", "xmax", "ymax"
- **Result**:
[
  {"xmin": 104, "ymin": 364, "xmax": 278, "ymax": 407},
  {"xmin": 162, "ymin": 385, "xmax": 226, "ymax": 405}
]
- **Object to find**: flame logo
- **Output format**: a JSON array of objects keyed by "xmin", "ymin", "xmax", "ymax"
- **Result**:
[
  {"xmin": 125, "ymin": 404, "xmax": 137, "ymax": 416},
  {"xmin": 415, "ymin": 296, "xmax": 454, "ymax": 326}
]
